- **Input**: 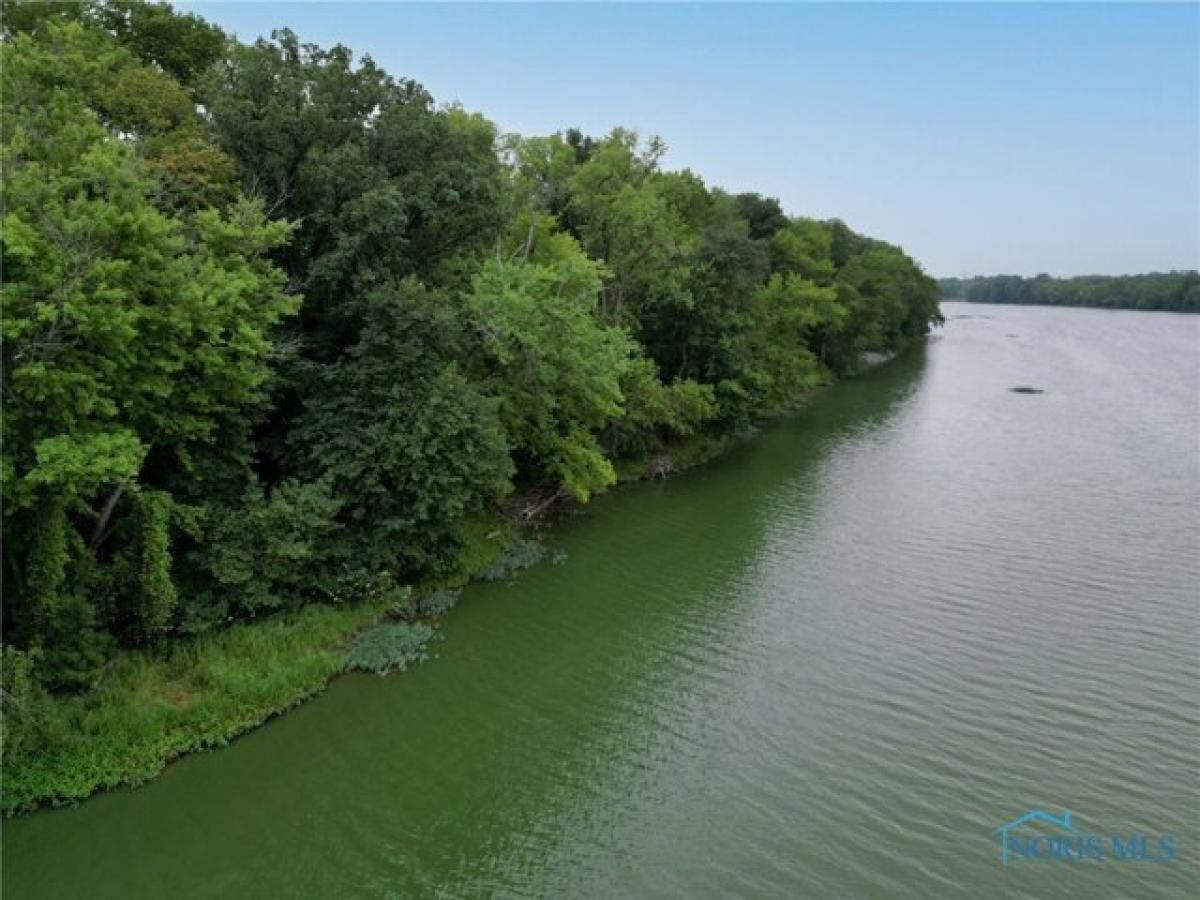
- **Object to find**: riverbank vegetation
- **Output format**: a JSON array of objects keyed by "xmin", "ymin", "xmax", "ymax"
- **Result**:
[
  {"xmin": 1, "ymin": 2, "xmax": 941, "ymax": 814},
  {"xmin": 940, "ymin": 272, "xmax": 1199, "ymax": 312}
]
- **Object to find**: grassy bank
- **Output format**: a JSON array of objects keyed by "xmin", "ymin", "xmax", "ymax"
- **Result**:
[
  {"xmin": 1, "ymin": 601, "xmax": 390, "ymax": 815},
  {"xmin": 1, "ymin": 520, "xmax": 517, "ymax": 816},
  {"xmin": 1, "ymin": 431, "xmax": 734, "ymax": 816}
]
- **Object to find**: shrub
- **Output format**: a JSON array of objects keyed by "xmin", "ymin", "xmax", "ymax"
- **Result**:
[
  {"xmin": 343, "ymin": 622, "xmax": 438, "ymax": 676},
  {"xmin": 476, "ymin": 539, "xmax": 545, "ymax": 581},
  {"xmin": 417, "ymin": 589, "xmax": 460, "ymax": 618}
]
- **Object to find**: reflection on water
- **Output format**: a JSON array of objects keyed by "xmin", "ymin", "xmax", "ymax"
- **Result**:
[{"xmin": 4, "ymin": 305, "xmax": 1197, "ymax": 899}]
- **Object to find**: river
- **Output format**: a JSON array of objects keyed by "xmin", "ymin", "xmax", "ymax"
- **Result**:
[{"xmin": 3, "ymin": 303, "xmax": 1197, "ymax": 898}]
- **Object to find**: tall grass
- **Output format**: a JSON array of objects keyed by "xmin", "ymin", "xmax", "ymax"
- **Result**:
[
  {"xmin": 1, "ymin": 601, "xmax": 390, "ymax": 815},
  {"xmin": 2, "ymin": 515, "xmax": 520, "ymax": 816}
]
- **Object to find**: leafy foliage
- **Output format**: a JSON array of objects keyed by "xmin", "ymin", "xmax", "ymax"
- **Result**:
[
  {"xmin": 192, "ymin": 478, "xmax": 345, "ymax": 620},
  {"xmin": 292, "ymin": 281, "xmax": 513, "ymax": 575},
  {"xmin": 2, "ymin": 21, "xmax": 294, "ymax": 687},
  {"xmin": 468, "ymin": 249, "xmax": 633, "ymax": 501}
]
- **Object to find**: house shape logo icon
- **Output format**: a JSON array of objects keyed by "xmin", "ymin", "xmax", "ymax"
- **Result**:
[{"xmin": 994, "ymin": 809, "xmax": 1074, "ymax": 866}]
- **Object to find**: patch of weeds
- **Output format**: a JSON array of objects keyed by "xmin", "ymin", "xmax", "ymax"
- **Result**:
[
  {"xmin": 343, "ymin": 622, "xmax": 438, "ymax": 676},
  {"xmin": 476, "ymin": 538, "xmax": 545, "ymax": 581},
  {"xmin": 417, "ymin": 588, "xmax": 460, "ymax": 618}
]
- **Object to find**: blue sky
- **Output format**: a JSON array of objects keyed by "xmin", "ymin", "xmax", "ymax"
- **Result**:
[{"xmin": 180, "ymin": 2, "xmax": 1199, "ymax": 277}]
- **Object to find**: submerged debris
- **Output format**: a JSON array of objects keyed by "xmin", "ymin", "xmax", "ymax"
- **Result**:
[{"xmin": 647, "ymin": 455, "xmax": 674, "ymax": 479}]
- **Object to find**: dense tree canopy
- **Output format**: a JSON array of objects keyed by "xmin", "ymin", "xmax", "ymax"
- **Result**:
[
  {"xmin": 1, "ymin": 2, "xmax": 942, "ymax": 695},
  {"xmin": 2, "ymin": 20, "xmax": 293, "ymax": 683}
]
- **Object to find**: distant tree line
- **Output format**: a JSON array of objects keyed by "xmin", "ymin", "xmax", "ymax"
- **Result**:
[
  {"xmin": 1, "ymin": 2, "xmax": 942, "ymax": 693},
  {"xmin": 940, "ymin": 272, "xmax": 1200, "ymax": 312}
]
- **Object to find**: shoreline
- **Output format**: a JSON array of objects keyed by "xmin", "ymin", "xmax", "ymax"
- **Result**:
[
  {"xmin": 941, "ymin": 299, "xmax": 1199, "ymax": 314},
  {"xmin": 2, "ymin": 351, "xmax": 902, "ymax": 817}
]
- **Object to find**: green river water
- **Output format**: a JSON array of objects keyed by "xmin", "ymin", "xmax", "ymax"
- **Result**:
[{"xmin": 3, "ymin": 303, "xmax": 1197, "ymax": 898}]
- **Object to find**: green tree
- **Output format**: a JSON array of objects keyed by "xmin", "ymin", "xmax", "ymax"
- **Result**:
[
  {"xmin": 770, "ymin": 217, "xmax": 836, "ymax": 284},
  {"xmin": 292, "ymin": 281, "xmax": 513, "ymax": 577},
  {"xmin": 746, "ymin": 273, "xmax": 845, "ymax": 405},
  {"xmin": 204, "ymin": 30, "xmax": 504, "ymax": 308},
  {"xmin": 94, "ymin": 0, "xmax": 228, "ymax": 89},
  {"xmin": 466, "ymin": 222, "xmax": 638, "ymax": 501},
  {"xmin": 3, "ymin": 1, "xmax": 227, "ymax": 90},
  {"xmin": 2, "ymin": 24, "xmax": 294, "ymax": 681},
  {"xmin": 734, "ymin": 192, "xmax": 788, "ymax": 241}
]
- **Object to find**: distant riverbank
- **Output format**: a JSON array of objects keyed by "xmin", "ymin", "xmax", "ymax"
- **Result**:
[{"xmin": 940, "ymin": 271, "xmax": 1199, "ymax": 312}]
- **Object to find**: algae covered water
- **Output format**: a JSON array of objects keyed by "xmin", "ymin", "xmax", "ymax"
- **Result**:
[{"xmin": 3, "ymin": 303, "xmax": 1197, "ymax": 899}]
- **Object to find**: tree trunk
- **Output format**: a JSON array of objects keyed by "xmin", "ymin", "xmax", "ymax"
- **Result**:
[{"xmin": 90, "ymin": 483, "xmax": 127, "ymax": 550}]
